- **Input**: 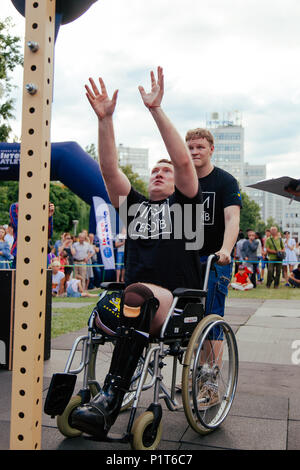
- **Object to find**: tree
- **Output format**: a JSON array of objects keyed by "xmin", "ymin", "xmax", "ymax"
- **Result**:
[
  {"xmin": 0, "ymin": 180, "xmax": 18, "ymax": 223},
  {"xmin": 120, "ymin": 164, "xmax": 148, "ymax": 196},
  {"xmin": 85, "ymin": 142, "xmax": 149, "ymax": 196},
  {"xmin": 265, "ymin": 216, "xmax": 282, "ymax": 232},
  {"xmin": 239, "ymin": 190, "xmax": 263, "ymax": 233},
  {"xmin": 0, "ymin": 17, "xmax": 23, "ymax": 142},
  {"xmin": 85, "ymin": 143, "xmax": 97, "ymax": 161},
  {"xmin": 49, "ymin": 183, "xmax": 89, "ymax": 241}
]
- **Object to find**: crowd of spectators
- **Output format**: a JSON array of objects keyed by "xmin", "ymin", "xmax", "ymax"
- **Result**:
[
  {"xmin": 48, "ymin": 229, "xmax": 126, "ymax": 297},
  {"xmin": 232, "ymin": 226, "xmax": 300, "ymax": 290},
  {"xmin": 2, "ymin": 219, "xmax": 300, "ymax": 293}
]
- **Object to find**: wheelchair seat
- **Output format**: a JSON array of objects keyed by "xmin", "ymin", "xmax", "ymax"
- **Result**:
[{"xmin": 100, "ymin": 281, "xmax": 125, "ymax": 291}]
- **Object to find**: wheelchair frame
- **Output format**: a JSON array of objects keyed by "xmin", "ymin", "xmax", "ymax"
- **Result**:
[{"xmin": 45, "ymin": 254, "xmax": 239, "ymax": 450}]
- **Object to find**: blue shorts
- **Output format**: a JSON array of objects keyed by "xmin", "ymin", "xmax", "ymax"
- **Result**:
[
  {"xmin": 116, "ymin": 251, "xmax": 124, "ymax": 267},
  {"xmin": 201, "ymin": 258, "xmax": 232, "ymax": 340},
  {"xmin": 67, "ymin": 286, "xmax": 81, "ymax": 297},
  {"xmin": 261, "ymin": 257, "xmax": 268, "ymax": 269}
]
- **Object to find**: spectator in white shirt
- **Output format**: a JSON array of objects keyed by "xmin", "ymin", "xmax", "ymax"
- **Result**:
[
  {"xmin": 73, "ymin": 232, "xmax": 94, "ymax": 289},
  {"xmin": 51, "ymin": 259, "xmax": 65, "ymax": 296}
]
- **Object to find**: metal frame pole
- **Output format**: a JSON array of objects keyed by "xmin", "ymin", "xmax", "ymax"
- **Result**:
[{"xmin": 10, "ymin": 0, "xmax": 55, "ymax": 450}]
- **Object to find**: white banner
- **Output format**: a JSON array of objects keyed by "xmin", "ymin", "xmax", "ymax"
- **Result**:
[{"xmin": 93, "ymin": 196, "xmax": 115, "ymax": 270}]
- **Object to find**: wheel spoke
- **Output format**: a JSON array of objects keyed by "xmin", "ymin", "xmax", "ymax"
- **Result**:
[{"xmin": 182, "ymin": 315, "xmax": 238, "ymax": 434}]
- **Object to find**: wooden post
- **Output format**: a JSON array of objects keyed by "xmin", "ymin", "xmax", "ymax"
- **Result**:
[{"xmin": 10, "ymin": 0, "xmax": 55, "ymax": 450}]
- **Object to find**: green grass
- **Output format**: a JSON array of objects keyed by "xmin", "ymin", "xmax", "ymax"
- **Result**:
[
  {"xmin": 228, "ymin": 279, "xmax": 300, "ymax": 300},
  {"xmin": 51, "ymin": 290, "xmax": 102, "ymax": 338},
  {"xmin": 50, "ymin": 281, "xmax": 300, "ymax": 339}
]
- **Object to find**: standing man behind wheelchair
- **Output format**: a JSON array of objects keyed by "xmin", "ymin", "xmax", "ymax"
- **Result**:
[
  {"xmin": 71, "ymin": 67, "xmax": 204, "ymax": 439},
  {"xmin": 185, "ymin": 128, "xmax": 242, "ymax": 325}
]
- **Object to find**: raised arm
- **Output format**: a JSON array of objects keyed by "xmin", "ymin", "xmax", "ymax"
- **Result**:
[
  {"xmin": 139, "ymin": 67, "xmax": 198, "ymax": 198},
  {"xmin": 85, "ymin": 77, "xmax": 131, "ymax": 208}
]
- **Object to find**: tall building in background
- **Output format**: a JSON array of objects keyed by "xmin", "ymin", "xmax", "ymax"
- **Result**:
[
  {"xmin": 206, "ymin": 111, "xmax": 300, "ymax": 240},
  {"xmin": 117, "ymin": 144, "xmax": 149, "ymax": 184},
  {"xmin": 265, "ymin": 194, "xmax": 300, "ymax": 241},
  {"xmin": 243, "ymin": 163, "xmax": 266, "ymax": 220},
  {"xmin": 283, "ymin": 200, "xmax": 300, "ymax": 242},
  {"xmin": 207, "ymin": 111, "xmax": 245, "ymax": 187},
  {"xmin": 207, "ymin": 111, "xmax": 267, "ymax": 222}
]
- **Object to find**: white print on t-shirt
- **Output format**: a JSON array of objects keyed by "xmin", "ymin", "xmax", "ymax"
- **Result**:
[
  {"xmin": 129, "ymin": 200, "xmax": 172, "ymax": 239},
  {"xmin": 202, "ymin": 192, "xmax": 215, "ymax": 226},
  {"xmin": 121, "ymin": 198, "xmax": 204, "ymax": 250}
]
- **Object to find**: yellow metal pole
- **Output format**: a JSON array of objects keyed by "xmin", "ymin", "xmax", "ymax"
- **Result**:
[{"xmin": 10, "ymin": 0, "xmax": 55, "ymax": 450}]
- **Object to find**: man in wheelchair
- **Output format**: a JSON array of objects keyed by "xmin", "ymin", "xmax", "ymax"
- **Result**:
[{"xmin": 70, "ymin": 67, "xmax": 204, "ymax": 439}]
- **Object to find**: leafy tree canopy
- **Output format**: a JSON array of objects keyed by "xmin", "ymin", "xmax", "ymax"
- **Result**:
[
  {"xmin": 239, "ymin": 190, "xmax": 264, "ymax": 234},
  {"xmin": 0, "ymin": 17, "xmax": 23, "ymax": 142}
]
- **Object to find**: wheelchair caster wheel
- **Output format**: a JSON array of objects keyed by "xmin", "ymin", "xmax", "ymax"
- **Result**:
[
  {"xmin": 131, "ymin": 411, "xmax": 162, "ymax": 450},
  {"xmin": 57, "ymin": 395, "xmax": 83, "ymax": 438}
]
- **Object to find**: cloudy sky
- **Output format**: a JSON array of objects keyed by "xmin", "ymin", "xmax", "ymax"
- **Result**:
[{"xmin": 2, "ymin": 0, "xmax": 300, "ymax": 179}]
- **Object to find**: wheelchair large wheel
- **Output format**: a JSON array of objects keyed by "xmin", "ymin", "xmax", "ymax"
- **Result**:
[
  {"xmin": 56, "ymin": 395, "xmax": 83, "ymax": 438},
  {"xmin": 182, "ymin": 314, "xmax": 238, "ymax": 435},
  {"xmin": 131, "ymin": 411, "xmax": 162, "ymax": 450}
]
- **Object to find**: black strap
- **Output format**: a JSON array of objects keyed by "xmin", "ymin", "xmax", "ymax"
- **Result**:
[{"xmin": 270, "ymin": 237, "xmax": 283, "ymax": 251}]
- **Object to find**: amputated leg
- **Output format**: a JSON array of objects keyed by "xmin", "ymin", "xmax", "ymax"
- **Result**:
[{"xmin": 70, "ymin": 283, "xmax": 159, "ymax": 439}]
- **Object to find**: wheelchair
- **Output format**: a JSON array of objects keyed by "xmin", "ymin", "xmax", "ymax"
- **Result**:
[{"xmin": 44, "ymin": 254, "xmax": 238, "ymax": 450}]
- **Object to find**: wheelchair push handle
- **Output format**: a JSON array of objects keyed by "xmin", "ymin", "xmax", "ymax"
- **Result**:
[{"xmin": 202, "ymin": 253, "xmax": 220, "ymax": 292}]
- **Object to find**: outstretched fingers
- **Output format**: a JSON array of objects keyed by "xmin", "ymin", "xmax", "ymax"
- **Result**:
[
  {"xmin": 98, "ymin": 77, "xmax": 108, "ymax": 96},
  {"xmin": 150, "ymin": 70, "xmax": 157, "ymax": 90},
  {"xmin": 138, "ymin": 85, "xmax": 146, "ymax": 99},
  {"xmin": 88, "ymin": 77, "xmax": 100, "ymax": 97},
  {"xmin": 85, "ymin": 77, "xmax": 108, "ymax": 99},
  {"xmin": 157, "ymin": 66, "xmax": 164, "ymax": 93},
  {"xmin": 111, "ymin": 89, "xmax": 119, "ymax": 105}
]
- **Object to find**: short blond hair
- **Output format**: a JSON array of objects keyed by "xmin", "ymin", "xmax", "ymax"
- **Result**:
[
  {"xmin": 185, "ymin": 128, "xmax": 214, "ymax": 146},
  {"xmin": 156, "ymin": 158, "xmax": 173, "ymax": 165}
]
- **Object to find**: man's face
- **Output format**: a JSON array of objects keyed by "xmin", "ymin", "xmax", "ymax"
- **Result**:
[
  {"xmin": 79, "ymin": 234, "xmax": 85, "ymax": 243},
  {"xmin": 186, "ymin": 138, "xmax": 214, "ymax": 170},
  {"xmin": 248, "ymin": 231, "xmax": 255, "ymax": 240},
  {"xmin": 148, "ymin": 162, "xmax": 175, "ymax": 200},
  {"xmin": 270, "ymin": 227, "xmax": 278, "ymax": 237}
]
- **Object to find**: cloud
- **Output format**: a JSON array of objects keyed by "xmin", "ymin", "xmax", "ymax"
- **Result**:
[{"xmin": 2, "ymin": 0, "xmax": 300, "ymax": 180}]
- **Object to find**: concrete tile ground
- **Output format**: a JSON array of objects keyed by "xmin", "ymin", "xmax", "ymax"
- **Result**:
[{"xmin": 1, "ymin": 297, "xmax": 300, "ymax": 452}]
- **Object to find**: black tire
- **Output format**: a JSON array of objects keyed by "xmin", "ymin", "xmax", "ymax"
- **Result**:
[
  {"xmin": 56, "ymin": 395, "xmax": 83, "ymax": 438},
  {"xmin": 131, "ymin": 411, "xmax": 162, "ymax": 450},
  {"xmin": 182, "ymin": 314, "xmax": 238, "ymax": 434}
]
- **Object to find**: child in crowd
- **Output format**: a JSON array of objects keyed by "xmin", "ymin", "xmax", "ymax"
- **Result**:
[
  {"xmin": 231, "ymin": 264, "xmax": 254, "ymax": 291},
  {"xmin": 51, "ymin": 259, "xmax": 65, "ymax": 296},
  {"xmin": 66, "ymin": 274, "xmax": 98, "ymax": 298}
]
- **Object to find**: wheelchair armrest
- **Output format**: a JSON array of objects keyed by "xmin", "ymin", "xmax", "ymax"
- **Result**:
[
  {"xmin": 100, "ymin": 282, "xmax": 125, "ymax": 291},
  {"xmin": 172, "ymin": 287, "xmax": 207, "ymax": 298}
]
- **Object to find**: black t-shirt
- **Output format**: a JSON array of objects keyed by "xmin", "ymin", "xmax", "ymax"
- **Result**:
[
  {"xmin": 118, "ymin": 184, "xmax": 203, "ymax": 292},
  {"xmin": 198, "ymin": 167, "xmax": 242, "ymax": 256}
]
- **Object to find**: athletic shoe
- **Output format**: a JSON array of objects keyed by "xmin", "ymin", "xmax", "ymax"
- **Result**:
[{"xmin": 197, "ymin": 383, "xmax": 220, "ymax": 410}]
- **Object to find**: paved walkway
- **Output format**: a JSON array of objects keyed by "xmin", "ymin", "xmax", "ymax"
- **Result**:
[{"xmin": 1, "ymin": 297, "xmax": 300, "ymax": 450}]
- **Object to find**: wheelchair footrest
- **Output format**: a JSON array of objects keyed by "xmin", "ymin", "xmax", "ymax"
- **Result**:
[{"xmin": 44, "ymin": 373, "xmax": 77, "ymax": 416}]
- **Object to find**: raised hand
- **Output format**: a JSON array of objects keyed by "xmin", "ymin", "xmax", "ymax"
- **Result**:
[
  {"xmin": 138, "ymin": 66, "xmax": 164, "ymax": 109},
  {"xmin": 85, "ymin": 77, "xmax": 118, "ymax": 120}
]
